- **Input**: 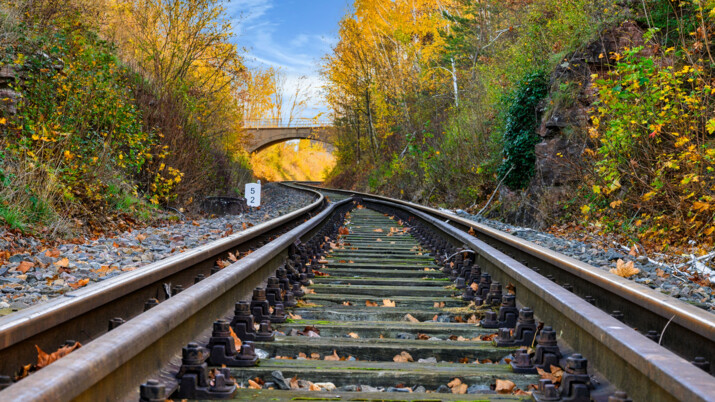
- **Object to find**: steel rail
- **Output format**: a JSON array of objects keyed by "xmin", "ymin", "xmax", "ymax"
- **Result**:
[
  {"xmin": 0, "ymin": 185, "xmax": 325, "ymax": 378},
  {"xmin": 292, "ymin": 184, "xmax": 715, "ymax": 400},
  {"xmin": 365, "ymin": 198, "xmax": 714, "ymax": 402},
  {"xmin": 0, "ymin": 193, "xmax": 353, "ymax": 401}
]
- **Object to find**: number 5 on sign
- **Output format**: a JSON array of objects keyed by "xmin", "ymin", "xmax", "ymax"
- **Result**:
[{"xmin": 245, "ymin": 181, "xmax": 261, "ymax": 207}]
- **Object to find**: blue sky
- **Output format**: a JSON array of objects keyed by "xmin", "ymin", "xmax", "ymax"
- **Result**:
[{"xmin": 227, "ymin": 0, "xmax": 350, "ymax": 120}]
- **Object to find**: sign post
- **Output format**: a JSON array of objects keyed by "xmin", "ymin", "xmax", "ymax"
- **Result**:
[{"xmin": 245, "ymin": 180, "xmax": 261, "ymax": 207}]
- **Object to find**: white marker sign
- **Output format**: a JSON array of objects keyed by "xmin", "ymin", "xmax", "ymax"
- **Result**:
[{"xmin": 245, "ymin": 181, "xmax": 261, "ymax": 207}]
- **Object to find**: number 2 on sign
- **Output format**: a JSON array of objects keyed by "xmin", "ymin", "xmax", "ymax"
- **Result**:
[{"xmin": 245, "ymin": 182, "xmax": 261, "ymax": 207}]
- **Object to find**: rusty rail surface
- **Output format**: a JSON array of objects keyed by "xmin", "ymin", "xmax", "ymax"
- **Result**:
[
  {"xmin": 0, "ymin": 185, "xmax": 325, "ymax": 380},
  {"xmin": 293, "ymin": 183, "xmax": 715, "ymax": 401}
]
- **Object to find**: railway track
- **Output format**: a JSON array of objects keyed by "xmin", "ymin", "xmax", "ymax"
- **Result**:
[{"xmin": 0, "ymin": 184, "xmax": 711, "ymax": 401}]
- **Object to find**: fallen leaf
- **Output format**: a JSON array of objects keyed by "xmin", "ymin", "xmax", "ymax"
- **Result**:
[
  {"xmin": 467, "ymin": 314, "xmax": 478, "ymax": 324},
  {"xmin": 347, "ymin": 332, "xmax": 359, "ymax": 339},
  {"xmin": 248, "ymin": 379, "xmax": 262, "ymax": 389},
  {"xmin": 54, "ymin": 258, "xmax": 70, "ymax": 268},
  {"xmin": 433, "ymin": 301, "xmax": 446, "ymax": 308},
  {"xmin": 229, "ymin": 327, "xmax": 242, "ymax": 352},
  {"xmin": 610, "ymin": 259, "xmax": 640, "ymax": 278},
  {"xmin": 393, "ymin": 351, "xmax": 413, "ymax": 362},
  {"xmin": 338, "ymin": 227, "xmax": 350, "ymax": 235},
  {"xmin": 382, "ymin": 299, "xmax": 396, "ymax": 307},
  {"xmin": 311, "ymin": 352, "xmax": 321, "ymax": 360},
  {"xmin": 514, "ymin": 389, "xmax": 531, "ymax": 395},
  {"xmin": 289, "ymin": 312, "xmax": 302, "ymax": 320},
  {"xmin": 451, "ymin": 384, "xmax": 467, "ymax": 394},
  {"xmin": 470, "ymin": 282, "xmax": 478, "ymax": 291},
  {"xmin": 192, "ymin": 221, "xmax": 200, "ymax": 226},
  {"xmin": 324, "ymin": 350, "xmax": 340, "ymax": 361},
  {"xmin": 341, "ymin": 301, "xmax": 352, "ymax": 306},
  {"xmin": 536, "ymin": 365, "xmax": 564, "ymax": 385},
  {"xmin": 495, "ymin": 379, "xmax": 516, "ymax": 394},
  {"xmin": 44, "ymin": 249, "xmax": 60, "ymax": 258},
  {"xmin": 404, "ymin": 313, "xmax": 419, "ymax": 323},
  {"xmin": 242, "ymin": 222, "xmax": 248, "ymax": 230},
  {"xmin": 36, "ymin": 341, "xmax": 81, "ymax": 369},
  {"xmin": 628, "ymin": 245, "xmax": 638, "ymax": 256},
  {"xmin": 228, "ymin": 252, "xmax": 238, "ymax": 262},
  {"xmin": 365, "ymin": 300, "xmax": 379, "ymax": 307},
  {"xmin": 68, "ymin": 278, "xmax": 89, "ymax": 289},
  {"xmin": 447, "ymin": 378, "xmax": 462, "ymax": 388},
  {"xmin": 135, "ymin": 233, "xmax": 147, "ymax": 242},
  {"xmin": 373, "ymin": 228, "xmax": 384, "ymax": 232},
  {"xmin": 376, "ymin": 238, "xmax": 382, "ymax": 242},
  {"xmin": 417, "ymin": 333, "xmax": 430, "ymax": 340},
  {"xmin": 468, "ymin": 227, "xmax": 476, "ymax": 236},
  {"xmin": 17, "ymin": 261, "xmax": 34, "ymax": 274},
  {"xmin": 289, "ymin": 376, "xmax": 300, "ymax": 389},
  {"xmin": 309, "ymin": 382, "xmax": 321, "ymax": 391}
]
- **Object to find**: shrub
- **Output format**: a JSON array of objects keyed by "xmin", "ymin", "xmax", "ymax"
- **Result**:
[{"xmin": 498, "ymin": 71, "xmax": 548, "ymax": 189}]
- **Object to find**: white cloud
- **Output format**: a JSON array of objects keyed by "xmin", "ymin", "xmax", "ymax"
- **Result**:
[{"xmin": 226, "ymin": 0, "xmax": 336, "ymax": 119}]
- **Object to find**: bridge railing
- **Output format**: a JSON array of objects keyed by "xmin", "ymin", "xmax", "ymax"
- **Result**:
[{"xmin": 243, "ymin": 118, "xmax": 332, "ymax": 128}]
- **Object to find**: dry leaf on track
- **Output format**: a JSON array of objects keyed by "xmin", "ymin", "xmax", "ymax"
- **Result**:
[
  {"xmin": 347, "ymin": 332, "xmax": 360, "ymax": 339},
  {"xmin": 393, "ymin": 351, "xmax": 413, "ymax": 362},
  {"xmin": 324, "ymin": 350, "xmax": 340, "ymax": 361},
  {"xmin": 373, "ymin": 228, "xmax": 384, "ymax": 232},
  {"xmin": 36, "ymin": 342, "xmax": 81, "ymax": 369},
  {"xmin": 248, "ymin": 379, "xmax": 262, "ymax": 389},
  {"xmin": 376, "ymin": 238, "xmax": 382, "ymax": 242},
  {"xmin": 403, "ymin": 313, "xmax": 419, "ymax": 323},
  {"xmin": 448, "ymin": 377, "xmax": 467, "ymax": 394},
  {"xmin": 536, "ymin": 365, "xmax": 564, "ymax": 385},
  {"xmin": 44, "ymin": 248, "xmax": 60, "ymax": 258},
  {"xmin": 382, "ymin": 299, "xmax": 396, "ymax": 307},
  {"xmin": 610, "ymin": 259, "xmax": 640, "ymax": 278},
  {"xmin": 433, "ymin": 301, "xmax": 445, "ymax": 308},
  {"xmin": 495, "ymin": 379, "xmax": 516, "ymax": 394},
  {"xmin": 342, "ymin": 301, "xmax": 352, "ymax": 306},
  {"xmin": 289, "ymin": 376, "xmax": 300, "ymax": 389},
  {"xmin": 229, "ymin": 327, "xmax": 242, "ymax": 351},
  {"xmin": 54, "ymin": 258, "xmax": 70, "ymax": 268},
  {"xmin": 365, "ymin": 300, "xmax": 379, "ymax": 307},
  {"xmin": 68, "ymin": 278, "xmax": 89, "ymax": 289},
  {"xmin": 470, "ymin": 282, "xmax": 478, "ymax": 291},
  {"xmin": 17, "ymin": 261, "xmax": 34, "ymax": 274},
  {"xmin": 288, "ymin": 312, "xmax": 302, "ymax": 320},
  {"xmin": 338, "ymin": 227, "xmax": 350, "ymax": 235}
]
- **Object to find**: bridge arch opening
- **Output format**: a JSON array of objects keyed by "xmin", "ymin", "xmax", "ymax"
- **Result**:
[{"xmin": 249, "ymin": 139, "xmax": 336, "ymax": 182}]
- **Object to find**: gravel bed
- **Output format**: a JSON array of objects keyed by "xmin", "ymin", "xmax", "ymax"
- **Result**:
[
  {"xmin": 451, "ymin": 210, "xmax": 715, "ymax": 312},
  {"xmin": 0, "ymin": 184, "xmax": 317, "ymax": 313}
]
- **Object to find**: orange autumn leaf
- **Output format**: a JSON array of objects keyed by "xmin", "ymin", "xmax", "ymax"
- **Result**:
[
  {"xmin": 248, "ymin": 379, "xmax": 262, "ymax": 389},
  {"xmin": 44, "ymin": 248, "xmax": 61, "ymax": 258},
  {"xmin": 338, "ymin": 227, "xmax": 350, "ymax": 235},
  {"xmin": 36, "ymin": 341, "xmax": 81, "ymax": 369},
  {"xmin": 229, "ymin": 326, "xmax": 242, "ymax": 352},
  {"xmin": 382, "ymin": 298, "xmax": 396, "ymax": 307},
  {"xmin": 495, "ymin": 379, "xmax": 516, "ymax": 394},
  {"xmin": 324, "ymin": 350, "xmax": 340, "ymax": 361},
  {"xmin": 54, "ymin": 258, "xmax": 70, "ymax": 268},
  {"xmin": 393, "ymin": 351, "xmax": 413, "ymax": 363},
  {"xmin": 17, "ymin": 261, "xmax": 34, "ymax": 274},
  {"xmin": 610, "ymin": 259, "xmax": 640, "ymax": 278},
  {"xmin": 365, "ymin": 300, "xmax": 379, "ymax": 307},
  {"xmin": 68, "ymin": 278, "xmax": 89, "ymax": 289}
]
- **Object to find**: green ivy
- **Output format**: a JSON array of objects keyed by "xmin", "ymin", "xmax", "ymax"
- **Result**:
[{"xmin": 498, "ymin": 71, "xmax": 548, "ymax": 189}]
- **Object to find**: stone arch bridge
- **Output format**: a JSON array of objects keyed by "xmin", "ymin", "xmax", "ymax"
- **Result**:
[{"xmin": 244, "ymin": 119, "xmax": 335, "ymax": 153}]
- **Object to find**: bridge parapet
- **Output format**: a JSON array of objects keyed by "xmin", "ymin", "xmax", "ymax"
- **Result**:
[{"xmin": 243, "ymin": 118, "xmax": 333, "ymax": 129}]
